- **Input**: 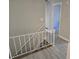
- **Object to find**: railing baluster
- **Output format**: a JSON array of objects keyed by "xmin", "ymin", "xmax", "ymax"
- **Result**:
[
  {"xmin": 32, "ymin": 33, "xmax": 34, "ymax": 49},
  {"xmin": 48, "ymin": 30, "xmax": 49, "ymax": 43},
  {"xmin": 44, "ymin": 31, "xmax": 46, "ymax": 45},
  {"xmin": 51, "ymin": 30, "xmax": 53, "ymax": 44},
  {"xmin": 18, "ymin": 36, "xmax": 22, "ymax": 54},
  {"xmin": 42, "ymin": 31, "xmax": 44, "ymax": 46},
  {"xmin": 35, "ymin": 33, "xmax": 37, "ymax": 48},
  {"xmin": 36, "ymin": 32, "xmax": 41, "ymax": 48},
  {"xmin": 24, "ymin": 35, "xmax": 27, "ymax": 52},
  {"xmin": 38, "ymin": 32, "xmax": 40, "ymax": 47},
  {"xmin": 36, "ymin": 32, "xmax": 39, "ymax": 48},
  {"xmin": 39, "ymin": 32, "xmax": 41, "ymax": 47},
  {"xmin": 53, "ymin": 29, "xmax": 55, "ymax": 46},
  {"xmin": 13, "ymin": 38, "xmax": 17, "ymax": 55},
  {"xmin": 9, "ymin": 48, "xmax": 12, "ymax": 59},
  {"xmin": 49, "ymin": 30, "xmax": 51, "ymax": 43},
  {"xmin": 49, "ymin": 30, "xmax": 53, "ymax": 44},
  {"xmin": 29, "ymin": 34, "xmax": 31, "ymax": 51},
  {"xmin": 45, "ymin": 30, "xmax": 47, "ymax": 44}
]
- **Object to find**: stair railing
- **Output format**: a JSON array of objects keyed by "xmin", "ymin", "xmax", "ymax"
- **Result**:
[{"xmin": 9, "ymin": 29, "xmax": 55, "ymax": 59}]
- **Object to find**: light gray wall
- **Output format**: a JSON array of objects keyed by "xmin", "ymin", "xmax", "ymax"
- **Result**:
[
  {"xmin": 9, "ymin": 0, "xmax": 45, "ymax": 36},
  {"xmin": 9, "ymin": 0, "xmax": 70, "ymax": 39},
  {"xmin": 59, "ymin": 0, "xmax": 70, "ymax": 40}
]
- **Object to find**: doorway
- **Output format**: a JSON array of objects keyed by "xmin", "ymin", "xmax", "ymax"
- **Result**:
[{"xmin": 53, "ymin": 3, "xmax": 62, "ymax": 33}]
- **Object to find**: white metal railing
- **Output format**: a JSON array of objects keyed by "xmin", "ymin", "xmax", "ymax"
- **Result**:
[{"xmin": 9, "ymin": 29, "xmax": 55, "ymax": 59}]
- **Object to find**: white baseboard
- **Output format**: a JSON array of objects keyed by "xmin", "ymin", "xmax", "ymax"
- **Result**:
[{"xmin": 58, "ymin": 35, "xmax": 70, "ymax": 42}]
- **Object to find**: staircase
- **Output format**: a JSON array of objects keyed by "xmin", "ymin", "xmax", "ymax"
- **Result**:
[{"xmin": 9, "ymin": 29, "xmax": 55, "ymax": 59}]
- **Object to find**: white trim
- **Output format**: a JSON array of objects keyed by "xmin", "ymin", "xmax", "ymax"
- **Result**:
[
  {"xmin": 58, "ymin": 35, "xmax": 70, "ymax": 42},
  {"xmin": 45, "ymin": 2, "xmax": 49, "ymax": 29},
  {"xmin": 66, "ymin": 43, "xmax": 70, "ymax": 59},
  {"xmin": 53, "ymin": 29, "xmax": 55, "ymax": 45},
  {"xmin": 59, "ymin": 2, "xmax": 62, "ymax": 34}
]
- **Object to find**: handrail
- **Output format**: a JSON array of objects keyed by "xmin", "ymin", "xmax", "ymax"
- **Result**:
[{"xmin": 9, "ymin": 30, "xmax": 45, "ymax": 39}]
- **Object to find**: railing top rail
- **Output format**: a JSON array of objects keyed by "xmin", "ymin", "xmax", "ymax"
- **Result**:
[
  {"xmin": 9, "ymin": 31, "xmax": 43, "ymax": 38},
  {"xmin": 9, "ymin": 29, "xmax": 55, "ymax": 39}
]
